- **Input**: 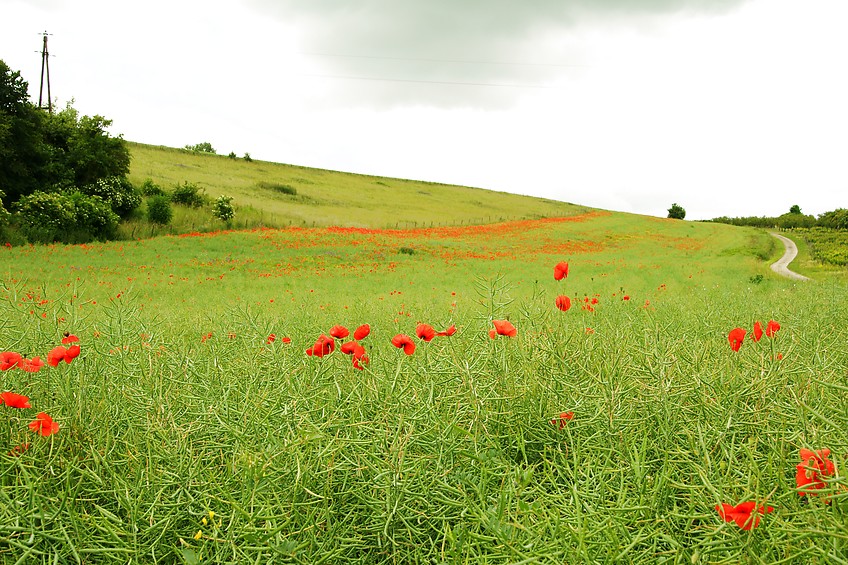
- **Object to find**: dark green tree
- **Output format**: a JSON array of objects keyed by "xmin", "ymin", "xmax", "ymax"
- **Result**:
[
  {"xmin": 0, "ymin": 60, "xmax": 49, "ymax": 205},
  {"xmin": 789, "ymin": 204, "xmax": 802, "ymax": 214},
  {"xmin": 667, "ymin": 203, "xmax": 686, "ymax": 220}
]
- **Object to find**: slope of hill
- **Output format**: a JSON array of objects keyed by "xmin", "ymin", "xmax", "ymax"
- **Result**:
[{"xmin": 127, "ymin": 142, "xmax": 590, "ymax": 229}]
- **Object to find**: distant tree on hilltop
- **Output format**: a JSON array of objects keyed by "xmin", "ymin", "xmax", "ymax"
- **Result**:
[
  {"xmin": 667, "ymin": 203, "xmax": 686, "ymax": 220},
  {"xmin": 789, "ymin": 204, "xmax": 802, "ymax": 214}
]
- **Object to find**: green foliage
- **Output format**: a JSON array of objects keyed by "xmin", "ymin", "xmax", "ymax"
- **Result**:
[
  {"xmin": 243, "ymin": 152, "xmax": 252, "ymax": 162},
  {"xmin": 817, "ymin": 208, "xmax": 848, "ymax": 230},
  {"xmin": 1, "ymin": 60, "xmax": 130, "ymax": 209},
  {"xmin": 789, "ymin": 204, "xmax": 802, "ymax": 214},
  {"xmin": 798, "ymin": 227, "xmax": 848, "ymax": 266},
  {"xmin": 399, "ymin": 246, "xmax": 415, "ymax": 255},
  {"xmin": 82, "ymin": 176, "xmax": 141, "ymax": 218},
  {"xmin": 776, "ymin": 212, "xmax": 816, "ymax": 229},
  {"xmin": 139, "ymin": 178, "xmax": 165, "ymax": 196},
  {"xmin": 42, "ymin": 103, "xmax": 131, "ymax": 188},
  {"xmin": 0, "ymin": 59, "xmax": 50, "ymax": 204},
  {"xmin": 667, "ymin": 202, "xmax": 686, "ymax": 220},
  {"xmin": 227, "ymin": 151, "xmax": 237, "ymax": 160},
  {"xmin": 212, "ymin": 195, "xmax": 235, "ymax": 224},
  {"xmin": 0, "ymin": 189, "xmax": 10, "ymax": 227},
  {"xmin": 13, "ymin": 190, "xmax": 118, "ymax": 243},
  {"xmin": 146, "ymin": 194, "xmax": 173, "ymax": 225},
  {"xmin": 171, "ymin": 181, "xmax": 206, "ymax": 208},
  {"xmin": 185, "ymin": 141, "xmax": 216, "ymax": 154}
]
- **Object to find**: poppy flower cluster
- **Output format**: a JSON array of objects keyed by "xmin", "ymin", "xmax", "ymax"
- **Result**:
[
  {"xmin": 714, "ymin": 446, "xmax": 840, "ymax": 530},
  {"xmin": 306, "ymin": 324, "xmax": 371, "ymax": 369},
  {"xmin": 0, "ymin": 334, "xmax": 72, "ymax": 443},
  {"xmin": 728, "ymin": 319, "xmax": 781, "ymax": 352},
  {"xmin": 415, "ymin": 323, "xmax": 457, "ymax": 342},
  {"xmin": 796, "ymin": 448, "xmax": 835, "ymax": 500}
]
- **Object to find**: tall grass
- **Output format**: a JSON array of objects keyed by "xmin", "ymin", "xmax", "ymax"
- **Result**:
[{"xmin": 1, "ymin": 215, "xmax": 846, "ymax": 563}]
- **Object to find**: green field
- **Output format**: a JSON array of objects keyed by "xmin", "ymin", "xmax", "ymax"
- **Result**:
[
  {"xmin": 2, "ymin": 163, "xmax": 848, "ymax": 563},
  {"xmin": 127, "ymin": 142, "xmax": 588, "ymax": 232}
]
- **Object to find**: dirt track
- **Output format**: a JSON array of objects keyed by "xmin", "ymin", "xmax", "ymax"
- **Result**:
[{"xmin": 769, "ymin": 232, "xmax": 811, "ymax": 281}]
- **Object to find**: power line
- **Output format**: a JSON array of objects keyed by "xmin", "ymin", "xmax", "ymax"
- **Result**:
[
  {"xmin": 298, "ymin": 51, "xmax": 584, "ymax": 68},
  {"xmin": 299, "ymin": 72, "xmax": 553, "ymax": 89}
]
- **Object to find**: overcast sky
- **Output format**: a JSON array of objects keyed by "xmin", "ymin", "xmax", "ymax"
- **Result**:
[{"xmin": 2, "ymin": 0, "xmax": 846, "ymax": 220}]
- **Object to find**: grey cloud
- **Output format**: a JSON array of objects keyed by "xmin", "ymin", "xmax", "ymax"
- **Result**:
[{"xmin": 248, "ymin": 0, "xmax": 750, "ymax": 108}]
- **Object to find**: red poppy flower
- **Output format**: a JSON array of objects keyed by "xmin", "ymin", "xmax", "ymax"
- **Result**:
[
  {"xmin": 553, "ymin": 262, "xmax": 569, "ymax": 281},
  {"xmin": 491, "ymin": 320, "xmax": 517, "ymax": 338},
  {"xmin": 438, "ymin": 324, "xmax": 457, "ymax": 336},
  {"xmin": 555, "ymin": 295, "xmax": 571, "ymax": 312},
  {"xmin": 353, "ymin": 324, "xmax": 371, "ymax": 340},
  {"xmin": 61, "ymin": 334, "xmax": 80, "ymax": 344},
  {"xmin": 28, "ymin": 412, "xmax": 60, "ymax": 437},
  {"xmin": 47, "ymin": 346, "xmax": 68, "ymax": 367},
  {"xmin": 796, "ymin": 448, "xmax": 835, "ymax": 499},
  {"xmin": 550, "ymin": 411, "xmax": 574, "ymax": 429},
  {"xmin": 391, "ymin": 334, "xmax": 416, "ymax": 355},
  {"xmin": 266, "ymin": 333, "xmax": 276, "ymax": 344},
  {"xmin": 716, "ymin": 501, "xmax": 773, "ymax": 530},
  {"xmin": 19, "ymin": 357, "xmax": 44, "ymax": 373},
  {"xmin": 1, "ymin": 391, "xmax": 31, "ymax": 409},
  {"xmin": 329, "ymin": 325, "xmax": 350, "ymax": 339},
  {"xmin": 622, "ymin": 295, "xmax": 630, "ymax": 301},
  {"xmin": 340, "ymin": 341, "xmax": 359, "ymax": 355},
  {"xmin": 352, "ymin": 350, "xmax": 370, "ymax": 370},
  {"xmin": 306, "ymin": 334, "xmax": 335, "ymax": 357},
  {"xmin": 751, "ymin": 321, "xmax": 763, "ymax": 342},
  {"xmin": 66, "ymin": 345, "xmax": 80, "ymax": 361},
  {"xmin": 0, "ymin": 351, "xmax": 22, "ymax": 371},
  {"xmin": 728, "ymin": 328, "xmax": 746, "ymax": 352},
  {"xmin": 416, "ymin": 323, "xmax": 437, "ymax": 342},
  {"xmin": 7, "ymin": 442, "xmax": 30, "ymax": 457},
  {"xmin": 281, "ymin": 336, "xmax": 292, "ymax": 344},
  {"xmin": 766, "ymin": 320, "xmax": 780, "ymax": 338}
]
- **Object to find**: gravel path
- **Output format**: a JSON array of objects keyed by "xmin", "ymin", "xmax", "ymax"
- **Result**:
[{"xmin": 769, "ymin": 232, "xmax": 811, "ymax": 281}]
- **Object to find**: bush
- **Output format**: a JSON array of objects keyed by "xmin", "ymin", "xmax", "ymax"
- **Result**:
[
  {"xmin": 67, "ymin": 191, "xmax": 119, "ymax": 240},
  {"xmin": 82, "ymin": 176, "xmax": 141, "ymax": 218},
  {"xmin": 212, "ymin": 195, "xmax": 235, "ymax": 224},
  {"xmin": 227, "ymin": 152, "xmax": 237, "ymax": 160},
  {"xmin": 13, "ymin": 190, "xmax": 118, "ymax": 243},
  {"xmin": 171, "ymin": 181, "xmax": 205, "ymax": 208},
  {"xmin": 185, "ymin": 142, "xmax": 216, "ymax": 154},
  {"xmin": 147, "ymin": 195, "xmax": 173, "ymax": 225},
  {"xmin": 243, "ymin": 153, "xmax": 253, "ymax": 162},
  {"xmin": 140, "ymin": 178, "xmax": 165, "ymax": 196}
]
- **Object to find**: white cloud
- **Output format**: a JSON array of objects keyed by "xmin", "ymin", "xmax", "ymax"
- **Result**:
[{"xmin": 2, "ymin": 0, "xmax": 845, "ymax": 221}]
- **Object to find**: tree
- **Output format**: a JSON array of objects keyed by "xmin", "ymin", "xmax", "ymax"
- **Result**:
[
  {"xmin": 0, "ymin": 59, "xmax": 49, "ymax": 205},
  {"xmin": 667, "ymin": 203, "xmax": 686, "ymax": 220},
  {"xmin": 789, "ymin": 204, "xmax": 802, "ymax": 214}
]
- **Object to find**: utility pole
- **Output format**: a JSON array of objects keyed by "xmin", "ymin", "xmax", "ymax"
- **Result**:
[{"xmin": 37, "ymin": 30, "xmax": 52, "ymax": 113}]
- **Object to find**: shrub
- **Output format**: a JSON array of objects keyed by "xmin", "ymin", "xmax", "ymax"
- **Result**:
[
  {"xmin": 82, "ymin": 176, "xmax": 141, "ymax": 218},
  {"xmin": 67, "ymin": 191, "xmax": 119, "ymax": 240},
  {"xmin": 212, "ymin": 195, "xmax": 235, "ymax": 224},
  {"xmin": 13, "ymin": 190, "xmax": 118, "ymax": 243},
  {"xmin": 147, "ymin": 195, "xmax": 173, "ymax": 225},
  {"xmin": 227, "ymin": 151, "xmax": 237, "ymax": 160},
  {"xmin": 243, "ymin": 152, "xmax": 253, "ymax": 162},
  {"xmin": 185, "ymin": 142, "xmax": 216, "ymax": 154},
  {"xmin": 140, "ymin": 178, "xmax": 165, "ymax": 196},
  {"xmin": 171, "ymin": 181, "xmax": 205, "ymax": 208},
  {"xmin": 399, "ymin": 247, "xmax": 415, "ymax": 255}
]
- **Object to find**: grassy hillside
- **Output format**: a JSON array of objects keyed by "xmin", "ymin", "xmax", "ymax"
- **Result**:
[{"xmin": 127, "ymin": 142, "xmax": 589, "ymax": 230}]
